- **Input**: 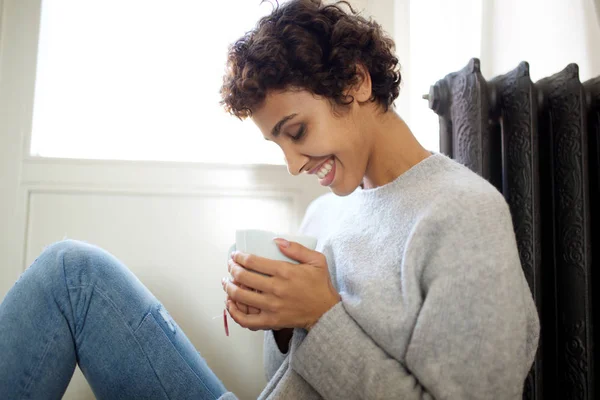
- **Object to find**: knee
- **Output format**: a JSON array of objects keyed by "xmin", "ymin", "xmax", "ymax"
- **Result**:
[
  {"xmin": 37, "ymin": 239, "xmax": 119, "ymax": 287},
  {"xmin": 43, "ymin": 239, "xmax": 90, "ymax": 255},
  {"xmin": 15, "ymin": 240, "xmax": 96, "ymax": 292},
  {"xmin": 41, "ymin": 239, "xmax": 99, "ymax": 267}
]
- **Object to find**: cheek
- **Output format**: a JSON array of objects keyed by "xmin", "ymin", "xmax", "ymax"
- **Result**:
[
  {"xmin": 315, "ymin": 121, "xmax": 365, "ymax": 166},
  {"xmin": 338, "ymin": 137, "xmax": 370, "ymax": 184},
  {"xmin": 334, "ymin": 147, "xmax": 365, "ymax": 184},
  {"xmin": 339, "ymin": 132, "xmax": 368, "ymax": 166}
]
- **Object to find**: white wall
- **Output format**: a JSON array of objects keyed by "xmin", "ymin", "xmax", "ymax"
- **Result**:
[
  {"xmin": 0, "ymin": 0, "xmax": 33, "ymax": 305},
  {"xmin": 489, "ymin": 0, "xmax": 600, "ymax": 82}
]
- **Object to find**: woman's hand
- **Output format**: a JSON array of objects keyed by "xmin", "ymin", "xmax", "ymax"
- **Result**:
[
  {"xmin": 228, "ymin": 281, "xmax": 260, "ymax": 316},
  {"xmin": 222, "ymin": 238, "xmax": 340, "ymax": 331}
]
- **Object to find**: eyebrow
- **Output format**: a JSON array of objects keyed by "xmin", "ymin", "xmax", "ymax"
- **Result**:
[{"xmin": 271, "ymin": 113, "xmax": 298, "ymax": 138}]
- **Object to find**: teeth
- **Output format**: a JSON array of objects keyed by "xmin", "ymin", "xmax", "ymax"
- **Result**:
[{"xmin": 316, "ymin": 159, "xmax": 334, "ymax": 179}]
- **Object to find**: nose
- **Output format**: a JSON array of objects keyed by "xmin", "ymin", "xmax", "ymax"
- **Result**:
[{"xmin": 282, "ymin": 147, "xmax": 308, "ymax": 176}]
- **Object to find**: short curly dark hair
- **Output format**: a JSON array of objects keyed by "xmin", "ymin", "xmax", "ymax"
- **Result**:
[{"xmin": 220, "ymin": 0, "xmax": 401, "ymax": 119}]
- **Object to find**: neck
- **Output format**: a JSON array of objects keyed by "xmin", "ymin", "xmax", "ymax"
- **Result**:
[{"xmin": 362, "ymin": 110, "xmax": 430, "ymax": 189}]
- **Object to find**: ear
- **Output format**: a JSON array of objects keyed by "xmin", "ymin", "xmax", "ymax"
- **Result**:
[{"xmin": 351, "ymin": 63, "xmax": 373, "ymax": 103}]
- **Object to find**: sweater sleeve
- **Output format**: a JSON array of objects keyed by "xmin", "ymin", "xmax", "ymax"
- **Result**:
[{"xmin": 291, "ymin": 191, "xmax": 540, "ymax": 399}]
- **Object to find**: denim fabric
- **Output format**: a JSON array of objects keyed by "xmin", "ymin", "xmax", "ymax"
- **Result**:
[{"xmin": 0, "ymin": 240, "xmax": 228, "ymax": 399}]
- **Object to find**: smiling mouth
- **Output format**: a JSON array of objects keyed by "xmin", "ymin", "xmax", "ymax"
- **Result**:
[
  {"xmin": 315, "ymin": 158, "xmax": 334, "ymax": 179},
  {"xmin": 308, "ymin": 156, "xmax": 333, "ymax": 174},
  {"xmin": 309, "ymin": 157, "xmax": 336, "ymax": 187}
]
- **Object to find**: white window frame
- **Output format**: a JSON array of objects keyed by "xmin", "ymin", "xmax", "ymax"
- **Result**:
[{"xmin": 0, "ymin": 0, "xmax": 330, "ymax": 300}]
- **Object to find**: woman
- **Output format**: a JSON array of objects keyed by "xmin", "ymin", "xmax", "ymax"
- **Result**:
[{"xmin": 0, "ymin": 0, "xmax": 539, "ymax": 399}]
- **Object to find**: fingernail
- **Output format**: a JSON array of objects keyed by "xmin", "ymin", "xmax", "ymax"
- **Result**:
[
  {"xmin": 273, "ymin": 238, "xmax": 290, "ymax": 248},
  {"xmin": 230, "ymin": 251, "xmax": 236, "ymax": 259}
]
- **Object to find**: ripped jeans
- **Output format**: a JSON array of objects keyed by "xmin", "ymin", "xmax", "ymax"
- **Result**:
[{"xmin": 0, "ymin": 240, "xmax": 230, "ymax": 399}]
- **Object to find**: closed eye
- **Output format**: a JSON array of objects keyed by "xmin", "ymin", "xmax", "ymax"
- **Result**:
[{"xmin": 290, "ymin": 125, "xmax": 306, "ymax": 142}]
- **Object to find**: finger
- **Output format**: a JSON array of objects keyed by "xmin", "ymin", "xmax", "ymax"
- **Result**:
[
  {"xmin": 273, "ymin": 238, "xmax": 323, "ymax": 265},
  {"xmin": 225, "ymin": 300, "xmax": 244, "ymax": 328},
  {"xmin": 227, "ymin": 300, "xmax": 269, "ymax": 330},
  {"xmin": 228, "ymin": 259, "xmax": 274, "ymax": 293},
  {"xmin": 222, "ymin": 277, "xmax": 272, "ymax": 310},
  {"xmin": 236, "ymin": 284, "xmax": 251, "ymax": 314},
  {"xmin": 237, "ymin": 303, "xmax": 249, "ymax": 314},
  {"xmin": 230, "ymin": 289, "xmax": 261, "ymax": 314},
  {"xmin": 248, "ymin": 305, "xmax": 261, "ymax": 314},
  {"xmin": 228, "ymin": 283, "xmax": 260, "ymax": 315},
  {"xmin": 232, "ymin": 251, "xmax": 282, "ymax": 276},
  {"xmin": 236, "ymin": 300, "xmax": 249, "ymax": 314},
  {"xmin": 234, "ymin": 299, "xmax": 259, "ymax": 315}
]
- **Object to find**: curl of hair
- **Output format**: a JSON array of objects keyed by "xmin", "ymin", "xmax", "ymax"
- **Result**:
[{"xmin": 220, "ymin": 0, "xmax": 401, "ymax": 118}]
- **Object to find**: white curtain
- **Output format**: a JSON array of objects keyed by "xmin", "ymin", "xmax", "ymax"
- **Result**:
[
  {"xmin": 391, "ymin": 0, "xmax": 600, "ymax": 153},
  {"xmin": 489, "ymin": 0, "xmax": 600, "ymax": 82},
  {"xmin": 391, "ymin": 0, "xmax": 482, "ymax": 153}
]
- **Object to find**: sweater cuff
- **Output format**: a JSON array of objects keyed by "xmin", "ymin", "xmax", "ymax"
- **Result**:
[{"xmin": 291, "ymin": 301, "xmax": 351, "ymax": 388}]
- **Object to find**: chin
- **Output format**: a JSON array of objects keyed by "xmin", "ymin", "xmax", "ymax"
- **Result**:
[{"xmin": 330, "ymin": 181, "xmax": 360, "ymax": 196}]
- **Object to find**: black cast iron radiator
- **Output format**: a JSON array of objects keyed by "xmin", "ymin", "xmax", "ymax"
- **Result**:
[{"xmin": 425, "ymin": 59, "xmax": 600, "ymax": 400}]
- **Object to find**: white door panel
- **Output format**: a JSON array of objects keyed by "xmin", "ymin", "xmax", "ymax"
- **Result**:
[
  {"xmin": 7, "ymin": 163, "xmax": 326, "ymax": 400},
  {"xmin": 26, "ymin": 189, "xmax": 309, "ymax": 399}
]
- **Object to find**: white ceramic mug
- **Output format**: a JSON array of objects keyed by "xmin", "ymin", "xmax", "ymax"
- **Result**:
[{"xmin": 228, "ymin": 229, "xmax": 317, "ymax": 264}]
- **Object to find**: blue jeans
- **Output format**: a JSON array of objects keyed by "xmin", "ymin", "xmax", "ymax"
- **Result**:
[{"xmin": 0, "ymin": 240, "xmax": 229, "ymax": 399}]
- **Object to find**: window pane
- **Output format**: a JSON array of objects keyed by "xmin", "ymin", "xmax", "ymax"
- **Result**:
[{"xmin": 31, "ymin": 0, "xmax": 285, "ymax": 164}]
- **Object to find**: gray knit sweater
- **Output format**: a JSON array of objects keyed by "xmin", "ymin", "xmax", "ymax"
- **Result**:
[{"xmin": 220, "ymin": 153, "xmax": 539, "ymax": 400}]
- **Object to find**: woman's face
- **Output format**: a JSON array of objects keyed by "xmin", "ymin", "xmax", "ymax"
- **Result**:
[{"xmin": 251, "ymin": 89, "xmax": 371, "ymax": 196}]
